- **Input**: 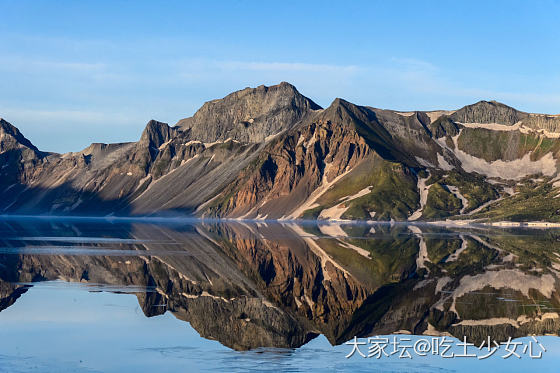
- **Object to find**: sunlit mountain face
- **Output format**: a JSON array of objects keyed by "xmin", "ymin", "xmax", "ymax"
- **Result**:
[{"xmin": 3, "ymin": 84, "xmax": 560, "ymax": 223}]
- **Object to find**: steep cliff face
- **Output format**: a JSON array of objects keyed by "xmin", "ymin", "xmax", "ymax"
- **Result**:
[
  {"xmin": 1, "ymin": 83, "xmax": 560, "ymax": 221},
  {"xmin": 139, "ymin": 119, "xmax": 178, "ymax": 148},
  {"xmin": 0, "ymin": 118, "xmax": 41, "ymax": 154},
  {"xmin": 0, "ymin": 118, "xmax": 44, "ymax": 195}
]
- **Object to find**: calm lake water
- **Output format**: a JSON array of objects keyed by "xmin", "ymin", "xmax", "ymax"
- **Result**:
[{"xmin": 0, "ymin": 217, "xmax": 559, "ymax": 372}]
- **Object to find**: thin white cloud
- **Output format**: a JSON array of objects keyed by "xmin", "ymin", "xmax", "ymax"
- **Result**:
[
  {"xmin": 213, "ymin": 60, "xmax": 361, "ymax": 73},
  {"xmin": 0, "ymin": 108, "xmax": 143, "ymax": 126},
  {"xmin": 389, "ymin": 57, "xmax": 438, "ymax": 72},
  {"xmin": 0, "ymin": 56, "xmax": 107, "ymax": 73},
  {"xmin": 175, "ymin": 59, "xmax": 360, "ymax": 78}
]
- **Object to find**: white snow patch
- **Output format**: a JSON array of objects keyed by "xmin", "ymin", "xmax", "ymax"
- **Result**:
[
  {"xmin": 203, "ymin": 138, "xmax": 232, "ymax": 148},
  {"xmin": 445, "ymin": 236, "xmax": 468, "ymax": 262},
  {"xmin": 426, "ymin": 110, "xmax": 455, "ymax": 123},
  {"xmin": 458, "ymin": 121, "xmax": 524, "ymax": 132},
  {"xmin": 318, "ymin": 204, "xmax": 349, "ymax": 220},
  {"xmin": 181, "ymin": 291, "xmax": 231, "ymax": 302},
  {"xmin": 502, "ymin": 253, "xmax": 516, "ymax": 262},
  {"xmin": 436, "ymin": 277, "xmax": 452, "ymax": 293},
  {"xmin": 526, "ymin": 221, "xmax": 560, "ymax": 228},
  {"xmin": 503, "ymin": 187, "xmax": 516, "ymax": 195},
  {"xmin": 467, "ymin": 196, "xmax": 504, "ymax": 215},
  {"xmin": 318, "ymin": 223, "xmax": 348, "ymax": 237},
  {"xmin": 134, "ymin": 174, "xmax": 152, "ymax": 192},
  {"xmin": 70, "ymin": 198, "xmax": 83, "ymax": 211},
  {"xmin": 460, "ymin": 121, "xmax": 560, "ymax": 138},
  {"xmin": 394, "ymin": 330, "xmax": 412, "ymax": 335},
  {"xmin": 237, "ymin": 196, "xmax": 271, "ymax": 219},
  {"xmin": 470, "ymin": 234, "xmax": 502, "ymax": 252},
  {"xmin": 318, "ymin": 186, "xmax": 372, "ymax": 220},
  {"xmin": 409, "ymin": 173, "xmax": 431, "ymax": 221},
  {"xmin": 449, "ymin": 270, "xmax": 556, "ymax": 314},
  {"xmin": 445, "ymin": 185, "xmax": 468, "ymax": 214},
  {"xmin": 437, "ymin": 153, "xmax": 454, "ymax": 170},
  {"xmin": 287, "ymin": 163, "xmax": 353, "ymax": 219},
  {"xmin": 455, "ymin": 318, "xmax": 519, "ymax": 327},
  {"xmin": 414, "ymin": 279, "xmax": 433, "ymax": 290},
  {"xmin": 415, "ymin": 156, "xmax": 435, "ymax": 168},
  {"xmin": 518, "ymin": 313, "xmax": 560, "ymax": 325},
  {"xmin": 423, "ymin": 323, "xmax": 454, "ymax": 337},
  {"xmin": 451, "ymin": 131, "xmax": 557, "ymax": 180},
  {"xmin": 304, "ymin": 131, "xmax": 317, "ymax": 149},
  {"xmin": 409, "ymin": 225, "xmax": 430, "ymax": 272},
  {"xmin": 304, "ymin": 294, "xmax": 315, "ymax": 308},
  {"xmin": 288, "ymin": 224, "xmax": 350, "ymax": 282},
  {"xmin": 338, "ymin": 240, "xmax": 370, "ymax": 258},
  {"xmin": 264, "ymin": 133, "xmax": 280, "ymax": 142},
  {"xmin": 338, "ymin": 186, "xmax": 372, "ymax": 202},
  {"xmin": 158, "ymin": 140, "xmax": 171, "ymax": 150}
]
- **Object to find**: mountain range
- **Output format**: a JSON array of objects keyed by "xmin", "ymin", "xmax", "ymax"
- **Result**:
[{"xmin": 2, "ymin": 82, "xmax": 560, "ymax": 222}]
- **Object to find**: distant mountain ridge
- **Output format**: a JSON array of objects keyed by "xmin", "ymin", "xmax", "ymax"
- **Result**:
[{"xmin": 2, "ymin": 82, "xmax": 560, "ymax": 222}]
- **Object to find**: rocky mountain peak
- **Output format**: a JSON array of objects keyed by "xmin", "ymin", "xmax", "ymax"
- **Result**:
[
  {"xmin": 176, "ymin": 82, "xmax": 322, "ymax": 143},
  {"xmin": 139, "ymin": 120, "xmax": 177, "ymax": 148},
  {"xmin": 450, "ymin": 100, "xmax": 529, "ymax": 125},
  {"xmin": 319, "ymin": 98, "xmax": 379, "ymax": 126},
  {"xmin": 0, "ymin": 118, "xmax": 40, "ymax": 154}
]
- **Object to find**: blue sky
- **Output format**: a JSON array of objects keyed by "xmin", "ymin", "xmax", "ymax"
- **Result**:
[{"xmin": 1, "ymin": 0, "xmax": 559, "ymax": 152}]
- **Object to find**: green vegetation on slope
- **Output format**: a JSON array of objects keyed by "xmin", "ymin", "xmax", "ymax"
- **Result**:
[
  {"xmin": 426, "ymin": 170, "xmax": 499, "ymax": 213},
  {"xmin": 457, "ymin": 128, "xmax": 560, "ymax": 162},
  {"xmin": 425, "ymin": 237, "xmax": 462, "ymax": 264},
  {"xmin": 470, "ymin": 179, "xmax": 560, "ymax": 222},
  {"xmin": 423, "ymin": 183, "xmax": 462, "ymax": 219},
  {"xmin": 302, "ymin": 159, "xmax": 419, "ymax": 221}
]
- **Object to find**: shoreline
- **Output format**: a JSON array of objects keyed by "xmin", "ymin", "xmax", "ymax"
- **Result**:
[{"xmin": 1, "ymin": 214, "xmax": 560, "ymax": 229}]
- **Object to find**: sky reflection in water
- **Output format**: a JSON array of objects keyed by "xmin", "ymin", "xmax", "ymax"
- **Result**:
[{"xmin": 0, "ymin": 218, "xmax": 559, "ymax": 372}]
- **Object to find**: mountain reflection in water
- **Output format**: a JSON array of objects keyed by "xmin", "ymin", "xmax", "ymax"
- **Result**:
[{"xmin": 1, "ymin": 217, "xmax": 560, "ymax": 354}]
